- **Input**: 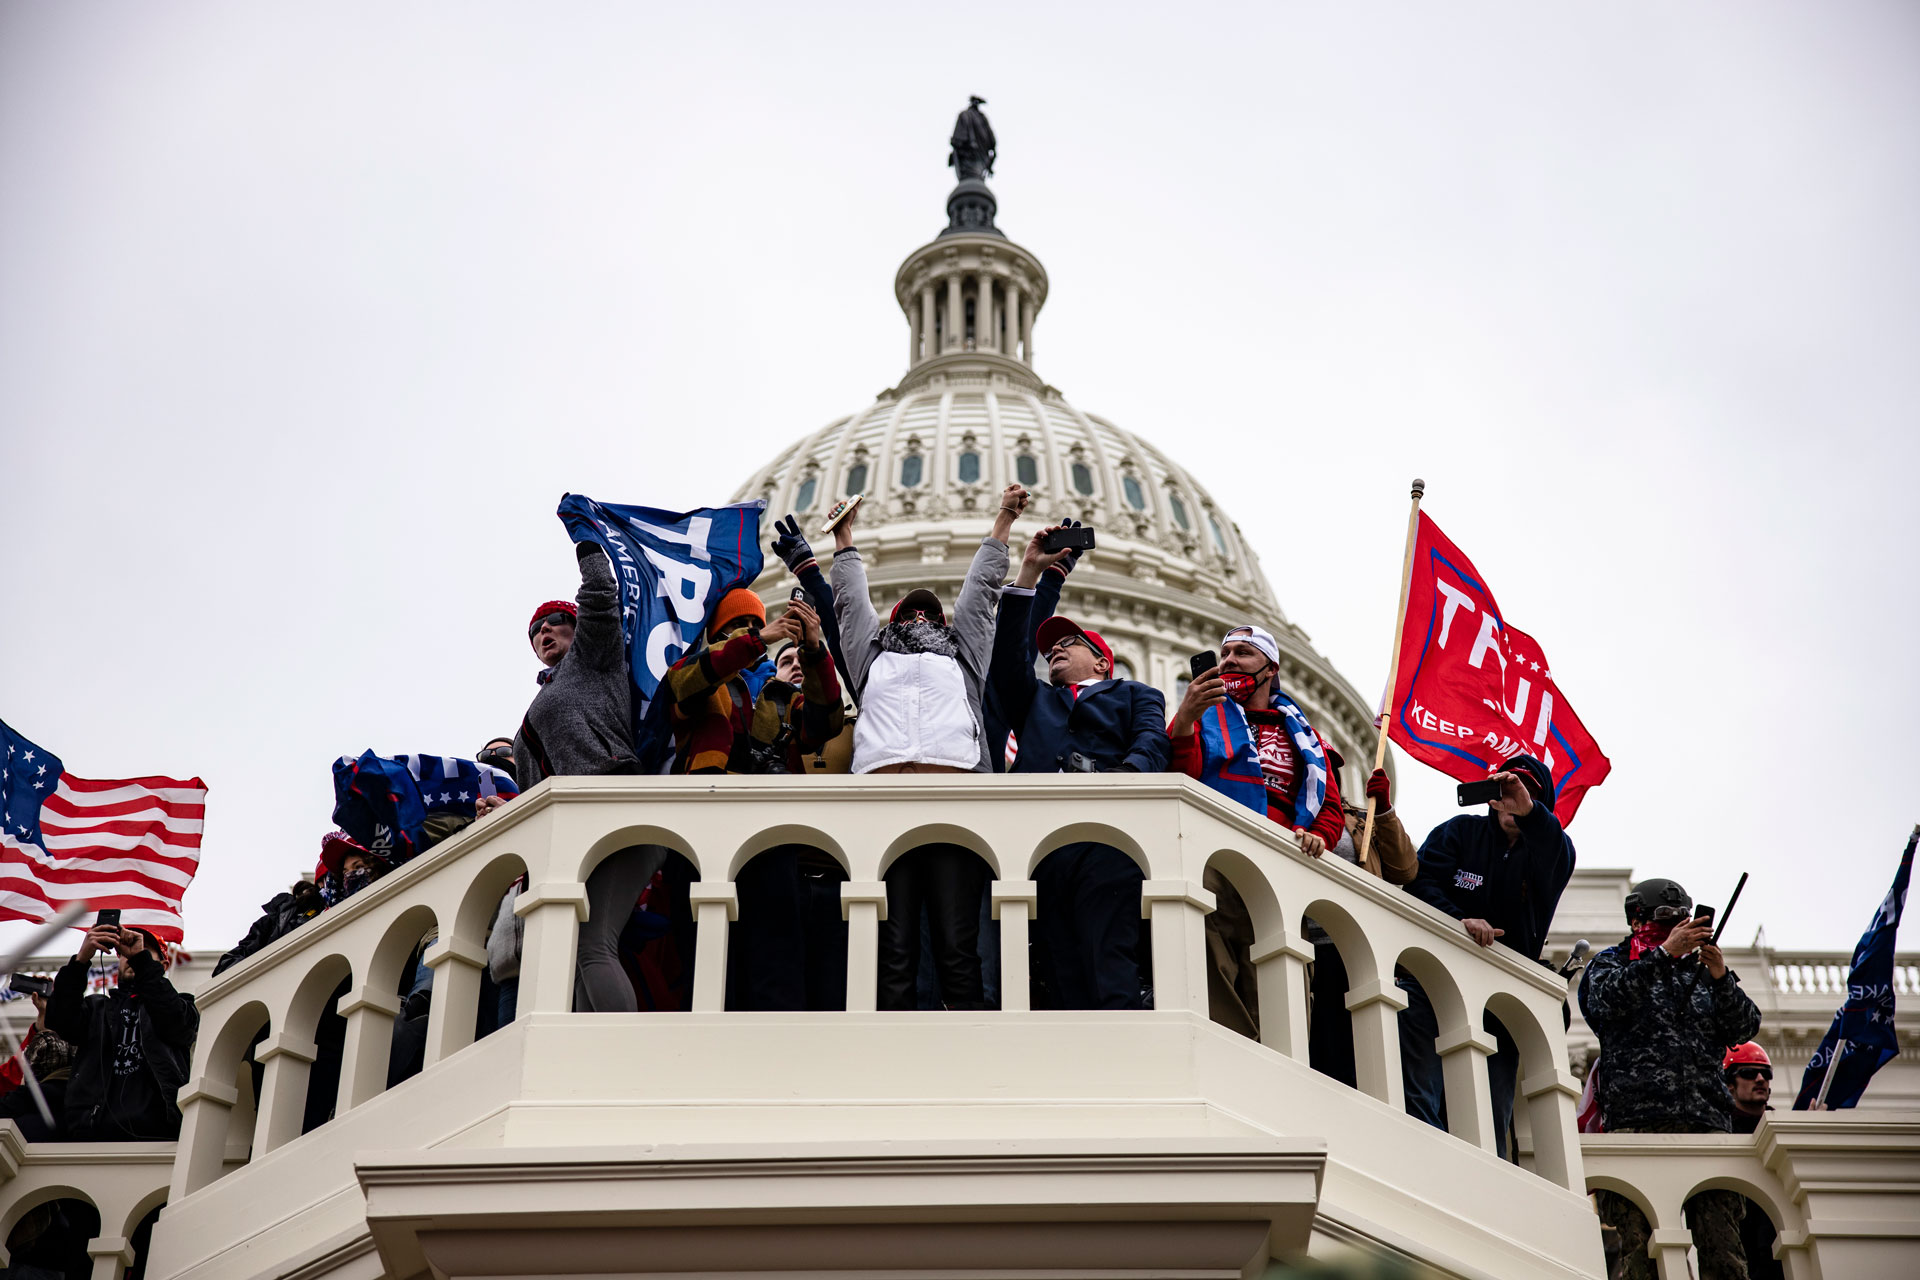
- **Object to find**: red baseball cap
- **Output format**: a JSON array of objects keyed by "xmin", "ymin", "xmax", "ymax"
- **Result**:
[
  {"xmin": 319, "ymin": 830, "xmax": 369, "ymax": 876},
  {"xmin": 1035, "ymin": 616, "xmax": 1113, "ymax": 672}
]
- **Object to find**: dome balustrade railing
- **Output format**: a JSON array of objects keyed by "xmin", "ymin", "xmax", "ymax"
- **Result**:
[{"xmin": 165, "ymin": 773, "xmax": 1586, "ymax": 1201}]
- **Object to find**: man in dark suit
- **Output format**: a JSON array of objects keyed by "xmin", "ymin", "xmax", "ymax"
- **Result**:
[{"xmin": 991, "ymin": 527, "xmax": 1172, "ymax": 1008}]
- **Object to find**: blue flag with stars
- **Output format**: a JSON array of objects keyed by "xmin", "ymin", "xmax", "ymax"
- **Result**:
[
  {"xmin": 1, "ymin": 720, "xmax": 62, "ymax": 848},
  {"xmin": 555, "ymin": 494, "xmax": 766, "ymax": 772},
  {"xmin": 1794, "ymin": 827, "xmax": 1914, "ymax": 1109}
]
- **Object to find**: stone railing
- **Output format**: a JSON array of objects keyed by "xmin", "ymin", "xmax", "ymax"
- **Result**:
[
  {"xmin": 0, "ymin": 1124, "xmax": 174, "ymax": 1279},
  {"xmin": 170, "ymin": 773, "xmax": 1586, "ymax": 1197},
  {"xmin": 1770, "ymin": 952, "xmax": 1920, "ymax": 997},
  {"xmin": 1581, "ymin": 1111, "xmax": 1920, "ymax": 1280}
]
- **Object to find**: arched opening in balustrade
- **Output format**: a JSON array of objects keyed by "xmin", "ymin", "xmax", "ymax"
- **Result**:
[
  {"xmin": 1393, "ymin": 946, "xmax": 1483, "ymax": 1142},
  {"xmin": 1587, "ymin": 1178, "xmax": 1661, "ymax": 1277},
  {"xmin": 1682, "ymin": 1175, "xmax": 1793, "ymax": 1280},
  {"xmin": 0, "ymin": 1192, "xmax": 98, "ymax": 1278},
  {"xmin": 195, "ymin": 998, "xmax": 271, "ymax": 1184},
  {"xmin": 1200, "ymin": 849, "xmax": 1287, "ymax": 1042},
  {"xmin": 261, "ymin": 951, "xmax": 351, "ymax": 1144},
  {"xmin": 380, "ymin": 903, "xmax": 442, "ymax": 1090},
  {"xmin": 727, "ymin": 825, "xmax": 850, "ymax": 1012},
  {"xmin": 456, "ymin": 850, "xmax": 531, "ymax": 1038},
  {"xmin": 1481, "ymin": 990, "xmax": 1561, "ymax": 1166},
  {"xmin": 578, "ymin": 826, "xmax": 699, "ymax": 1013},
  {"xmin": 122, "ymin": 1192, "xmax": 168, "ymax": 1280},
  {"xmin": 1299, "ymin": 897, "xmax": 1384, "ymax": 1096},
  {"xmin": 878, "ymin": 823, "xmax": 1001, "ymax": 1011},
  {"xmin": 1028, "ymin": 824, "xmax": 1152, "ymax": 1011}
]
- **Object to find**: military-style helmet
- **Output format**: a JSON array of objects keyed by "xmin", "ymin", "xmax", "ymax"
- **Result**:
[{"xmin": 1624, "ymin": 877, "xmax": 1692, "ymax": 924}]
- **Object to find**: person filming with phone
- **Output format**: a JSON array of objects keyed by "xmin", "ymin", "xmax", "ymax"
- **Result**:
[
  {"xmin": 1579, "ymin": 878, "xmax": 1762, "ymax": 1280},
  {"xmin": 990, "ymin": 523, "xmax": 1172, "ymax": 1009},
  {"xmin": 45, "ymin": 915, "xmax": 199, "ymax": 1141},
  {"xmin": 1397, "ymin": 755, "xmax": 1574, "ymax": 1152}
]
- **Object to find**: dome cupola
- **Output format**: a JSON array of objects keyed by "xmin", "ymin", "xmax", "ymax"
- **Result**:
[{"xmin": 733, "ymin": 100, "xmax": 1380, "ymax": 776}]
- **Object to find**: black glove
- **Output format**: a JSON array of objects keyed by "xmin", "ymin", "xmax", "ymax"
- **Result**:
[
  {"xmin": 575, "ymin": 540, "xmax": 604, "ymax": 564},
  {"xmin": 772, "ymin": 515, "xmax": 814, "ymax": 572}
]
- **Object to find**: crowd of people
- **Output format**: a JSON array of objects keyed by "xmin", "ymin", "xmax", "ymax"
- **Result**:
[{"xmin": 2, "ymin": 484, "xmax": 1784, "ymax": 1275}]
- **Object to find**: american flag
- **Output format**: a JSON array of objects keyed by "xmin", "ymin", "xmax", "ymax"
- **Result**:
[{"xmin": 0, "ymin": 719, "xmax": 204, "ymax": 944}]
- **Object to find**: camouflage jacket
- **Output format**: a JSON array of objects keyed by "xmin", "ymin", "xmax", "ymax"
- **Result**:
[{"xmin": 1579, "ymin": 936, "xmax": 1761, "ymax": 1132}]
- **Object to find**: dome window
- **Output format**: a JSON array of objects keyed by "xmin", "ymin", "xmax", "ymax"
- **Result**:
[
  {"xmin": 1209, "ymin": 514, "xmax": 1230, "ymax": 557},
  {"xmin": 958, "ymin": 451, "xmax": 981, "ymax": 484},
  {"xmin": 1122, "ymin": 475, "xmax": 1146, "ymax": 511},
  {"xmin": 1071, "ymin": 462, "xmax": 1095, "ymax": 496},
  {"xmin": 1016, "ymin": 454, "xmax": 1039, "ymax": 486},
  {"xmin": 1169, "ymin": 492, "xmax": 1190, "ymax": 531},
  {"xmin": 900, "ymin": 454, "xmax": 924, "ymax": 487},
  {"xmin": 795, "ymin": 477, "xmax": 817, "ymax": 512},
  {"xmin": 846, "ymin": 463, "xmax": 868, "ymax": 496}
]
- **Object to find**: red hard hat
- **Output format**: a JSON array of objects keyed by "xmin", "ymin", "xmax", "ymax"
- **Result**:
[{"xmin": 1723, "ymin": 1041, "xmax": 1771, "ymax": 1070}]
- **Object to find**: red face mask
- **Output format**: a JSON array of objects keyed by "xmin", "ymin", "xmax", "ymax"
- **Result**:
[
  {"xmin": 1629, "ymin": 920, "xmax": 1675, "ymax": 960},
  {"xmin": 1220, "ymin": 671, "xmax": 1260, "ymax": 705}
]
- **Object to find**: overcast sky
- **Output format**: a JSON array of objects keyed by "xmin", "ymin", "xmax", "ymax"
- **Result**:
[{"xmin": 3, "ymin": 2, "xmax": 1915, "ymax": 957}]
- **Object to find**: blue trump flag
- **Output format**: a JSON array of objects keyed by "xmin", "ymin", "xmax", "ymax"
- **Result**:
[
  {"xmin": 1794, "ymin": 827, "xmax": 1915, "ymax": 1109},
  {"xmin": 331, "ymin": 751, "xmax": 429, "ymax": 863},
  {"xmin": 555, "ymin": 494, "xmax": 766, "ymax": 771}
]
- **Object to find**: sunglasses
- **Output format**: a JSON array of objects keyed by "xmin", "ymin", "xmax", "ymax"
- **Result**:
[
  {"xmin": 1730, "ymin": 1066, "xmax": 1772, "ymax": 1082},
  {"xmin": 528, "ymin": 612, "xmax": 574, "ymax": 637}
]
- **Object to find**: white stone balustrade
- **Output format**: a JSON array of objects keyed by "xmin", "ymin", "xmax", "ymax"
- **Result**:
[
  {"xmin": 139, "ymin": 773, "xmax": 1609, "ymax": 1280},
  {"xmin": 0, "ymin": 1125, "xmax": 173, "ymax": 1280},
  {"xmin": 1581, "ymin": 1111, "xmax": 1920, "ymax": 1280}
]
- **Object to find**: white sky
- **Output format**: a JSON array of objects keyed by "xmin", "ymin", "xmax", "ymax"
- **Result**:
[{"xmin": 2, "ymin": 2, "xmax": 1915, "ymax": 957}]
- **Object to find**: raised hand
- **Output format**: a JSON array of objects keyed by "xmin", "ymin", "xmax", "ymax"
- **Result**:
[
  {"xmin": 1489, "ymin": 771, "xmax": 1535, "ymax": 817},
  {"xmin": 1168, "ymin": 669, "xmax": 1227, "ymax": 738},
  {"xmin": 784, "ymin": 598, "xmax": 822, "ymax": 647},
  {"xmin": 772, "ymin": 515, "xmax": 815, "ymax": 571}
]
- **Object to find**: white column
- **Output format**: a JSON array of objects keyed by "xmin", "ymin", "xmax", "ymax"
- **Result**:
[
  {"xmin": 978, "ymin": 275, "xmax": 995, "ymax": 351},
  {"xmin": 170, "ymin": 1075, "xmax": 240, "ymax": 1197},
  {"xmin": 1649, "ymin": 1228, "xmax": 1696, "ymax": 1280},
  {"xmin": 1250, "ymin": 932, "xmax": 1315, "ymax": 1063},
  {"xmin": 86, "ymin": 1237, "xmax": 135, "ymax": 1280},
  {"xmin": 1344, "ymin": 979, "xmax": 1409, "ymax": 1107},
  {"xmin": 908, "ymin": 299, "xmax": 921, "ymax": 367},
  {"xmin": 423, "ymin": 935, "xmax": 488, "ymax": 1066},
  {"xmin": 1140, "ymin": 879, "xmax": 1215, "ymax": 1014},
  {"xmin": 334, "ymin": 985, "xmax": 402, "ymax": 1113},
  {"xmin": 515, "ymin": 880, "xmax": 591, "ymax": 1013},
  {"xmin": 1520, "ymin": 1066, "xmax": 1584, "ymax": 1190},
  {"xmin": 841, "ymin": 881, "xmax": 888, "ymax": 1012},
  {"xmin": 1437, "ymin": 1023, "xmax": 1499, "ymax": 1153},
  {"xmin": 920, "ymin": 286, "xmax": 936, "ymax": 363},
  {"xmin": 251, "ymin": 1032, "xmax": 319, "ymax": 1154},
  {"xmin": 688, "ymin": 882, "xmax": 738, "ymax": 1012},
  {"xmin": 1020, "ymin": 298, "xmax": 1034, "ymax": 365},
  {"xmin": 992, "ymin": 880, "xmax": 1038, "ymax": 1012},
  {"xmin": 945, "ymin": 275, "xmax": 963, "ymax": 350},
  {"xmin": 1006, "ymin": 283, "xmax": 1023, "ymax": 361}
]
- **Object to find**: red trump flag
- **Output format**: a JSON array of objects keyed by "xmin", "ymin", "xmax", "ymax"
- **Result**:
[{"xmin": 1388, "ymin": 512, "xmax": 1610, "ymax": 824}]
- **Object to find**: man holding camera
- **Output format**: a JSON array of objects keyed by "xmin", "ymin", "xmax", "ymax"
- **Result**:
[
  {"xmin": 1580, "ymin": 878, "xmax": 1762, "ymax": 1279},
  {"xmin": 1400, "ymin": 755, "xmax": 1574, "ymax": 1152},
  {"xmin": 990, "ymin": 526, "xmax": 1171, "ymax": 1009},
  {"xmin": 46, "ymin": 922, "xmax": 198, "ymax": 1141}
]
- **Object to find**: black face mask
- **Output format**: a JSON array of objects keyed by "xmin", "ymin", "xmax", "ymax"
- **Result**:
[
  {"xmin": 478, "ymin": 747, "xmax": 515, "ymax": 775},
  {"xmin": 342, "ymin": 867, "xmax": 374, "ymax": 896}
]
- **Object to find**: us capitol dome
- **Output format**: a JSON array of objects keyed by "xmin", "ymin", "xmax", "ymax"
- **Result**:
[{"xmin": 733, "ymin": 111, "xmax": 1379, "ymax": 777}]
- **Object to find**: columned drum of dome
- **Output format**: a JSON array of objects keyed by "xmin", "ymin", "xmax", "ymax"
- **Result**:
[{"xmin": 732, "ymin": 106, "xmax": 1380, "ymax": 782}]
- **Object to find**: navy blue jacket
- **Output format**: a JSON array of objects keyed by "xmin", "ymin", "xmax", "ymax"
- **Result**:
[
  {"xmin": 1405, "ymin": 804, "xmax": 1575, "ymax": 961},
  {"xmin": 989, "ymin": 588, "xmax": 1171, "ymax": 775}
]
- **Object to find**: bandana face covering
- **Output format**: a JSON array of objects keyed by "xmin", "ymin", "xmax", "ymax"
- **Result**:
[
  {"xmin": 1629, "ymin": 920, "xmax": 1674, "ymax": 960},
  {"xmin": 1220, "ymin": 670, "xmax": 1260, "ymax": 705}
]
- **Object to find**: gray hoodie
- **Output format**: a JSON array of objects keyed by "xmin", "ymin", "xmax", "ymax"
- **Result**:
[
  {"xmin": 514, "ymin": 546, "xmax": 636, "ymax": 788},
  {"xmin": 829, "ymin": 536, "xmax": 1009, "ymax": 773}
]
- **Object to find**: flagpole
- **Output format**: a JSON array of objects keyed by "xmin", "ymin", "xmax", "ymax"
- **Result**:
[
  {"xmin": 1814, "ymin": 1038, "xmax": 1849, "ymax": 1108},
  {"xmin": 1360, "ymin": 478, "xmax": 1426, "ymax": 863}
]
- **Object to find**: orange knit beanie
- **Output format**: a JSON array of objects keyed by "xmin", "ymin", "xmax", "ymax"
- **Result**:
[{"xmin": 708, "ymin": 588, "xmax": 766, "ymax": 640}]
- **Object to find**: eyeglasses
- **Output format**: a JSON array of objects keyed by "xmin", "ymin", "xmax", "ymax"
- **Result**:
[
  {"xmin": 528, "ymin": 612, "xmax": 574, "ymax": 637},
  {"xmin": 1730, "ymin": 1066, "xmax": 1772, "ymax": 1082},
  {"xmin": 1046, "ymin": 638, "xmax": 1092, "ymax": 659}
]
